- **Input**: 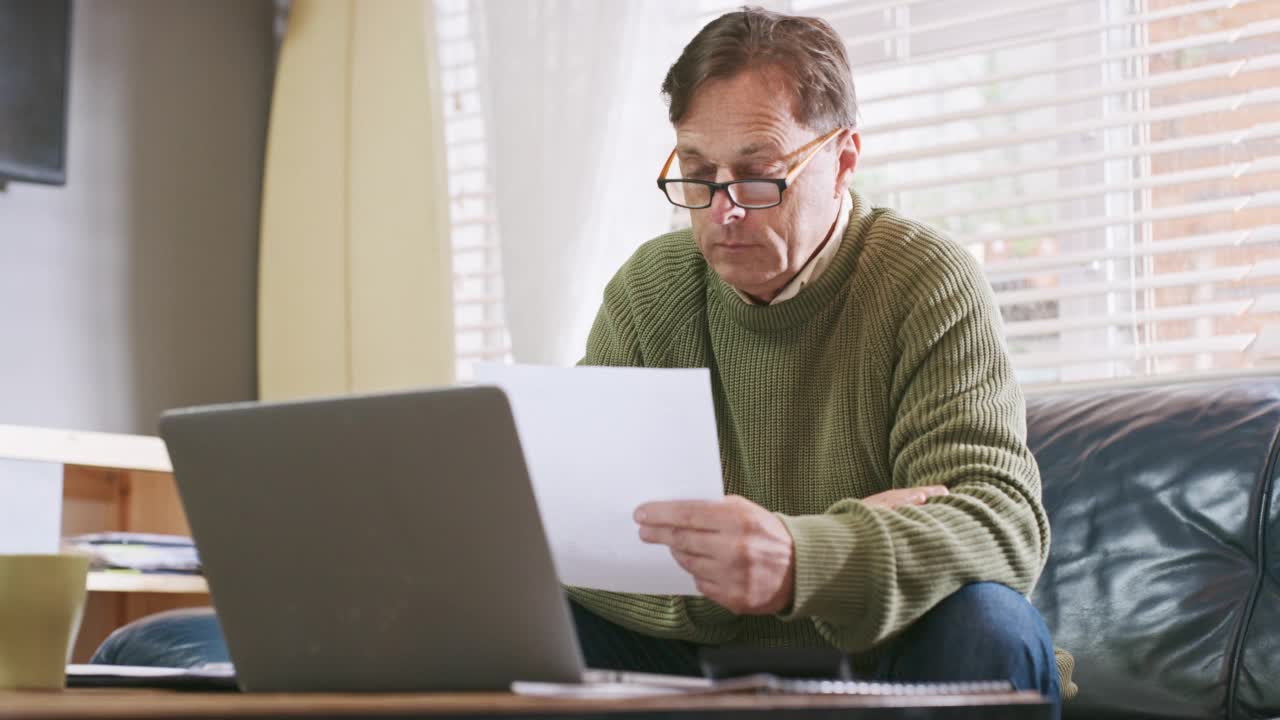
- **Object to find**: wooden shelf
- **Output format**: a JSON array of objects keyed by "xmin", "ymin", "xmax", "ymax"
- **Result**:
[
  {"xmin": 2, "ymin": 423, "xmax": 202, "ymax": 660},
  {"xmin": 0, "ymin": 424, "xmax": 171, "ymax": 472},
  {"xmin": 87, "ymin": 571, "xmax": 207, "ymax": 594}
]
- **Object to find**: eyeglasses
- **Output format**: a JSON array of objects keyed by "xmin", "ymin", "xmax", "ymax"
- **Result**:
[{"xmin": 656, "ymin": 127, "xmax": 844, "ymax": 210}]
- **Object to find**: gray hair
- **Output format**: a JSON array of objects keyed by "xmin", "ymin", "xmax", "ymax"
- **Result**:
[{"xmin": 661, "ymin": 6, "xmax": 858, "ymax": 131}]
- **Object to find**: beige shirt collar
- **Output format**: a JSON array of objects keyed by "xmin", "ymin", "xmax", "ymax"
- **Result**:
[{"xmin": 734, "ymin": 190, "xmax": 851, "ymax": 306}]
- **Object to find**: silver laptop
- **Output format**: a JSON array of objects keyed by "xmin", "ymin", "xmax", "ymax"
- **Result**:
[{"xmin": 160, "ymin": 386, "xmax": 609, "ymax": 692}]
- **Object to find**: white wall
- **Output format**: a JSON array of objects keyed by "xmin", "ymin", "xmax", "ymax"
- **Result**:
[{"xmin": 0, "ymin": 0, "xmax": 272, "ymax": 435}]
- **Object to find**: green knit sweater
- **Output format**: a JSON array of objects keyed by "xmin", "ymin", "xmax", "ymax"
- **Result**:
[{"xmin": 569, "ymin": 191, "xmax": 1058, "ymax": 674}]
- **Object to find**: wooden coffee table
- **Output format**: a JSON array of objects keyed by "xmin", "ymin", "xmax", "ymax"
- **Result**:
[{"xmin": 0, "ymin": 688, "xmax": 1050, "ymax": 719}]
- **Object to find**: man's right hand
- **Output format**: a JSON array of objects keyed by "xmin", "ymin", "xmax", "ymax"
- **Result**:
[{"xmin": 862, "ymin": 485, "xmax": 949, "ymax": 509}]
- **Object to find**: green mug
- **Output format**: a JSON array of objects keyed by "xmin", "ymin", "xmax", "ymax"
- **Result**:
[{"xmin": 0, "ymin": 554, "xmax": 90, "ymax": 690}]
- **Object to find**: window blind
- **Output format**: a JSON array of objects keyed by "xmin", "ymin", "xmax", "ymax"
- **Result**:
[
  {"xmin": 685, "ymin": 0, "xmax": 1280, "ymax": 387},
  {"xmin": 434, "ymin": 0, "xmax": 511, "ymax": 379}
]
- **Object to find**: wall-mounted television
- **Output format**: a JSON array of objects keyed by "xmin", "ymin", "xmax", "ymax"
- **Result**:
[{"xmin": 0, "ymin": 0, "xmax": 71, "ymax": 187}]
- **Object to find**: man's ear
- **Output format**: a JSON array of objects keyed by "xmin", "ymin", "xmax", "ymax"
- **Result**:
[{"xmin": 834, "ymin": 130, "xmax": 861, "ymax": 197}]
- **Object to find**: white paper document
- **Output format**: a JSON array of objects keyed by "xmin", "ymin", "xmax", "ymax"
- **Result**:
[{"xmin": 473, "ymin": 364, "xmax": 724, "ymax": 595}]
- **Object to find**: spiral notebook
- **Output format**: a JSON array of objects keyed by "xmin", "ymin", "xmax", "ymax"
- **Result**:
[
  {"xmin": 66, "ymin": 664, "xmax": 237, "ymax": 691},
  {"xmin": 512, "ymin": 672, "xmax": 1015, "ymax": 699},
  {"xmin": 69, "ymin": 664, "xmax": 1014, "ymax": 698}
]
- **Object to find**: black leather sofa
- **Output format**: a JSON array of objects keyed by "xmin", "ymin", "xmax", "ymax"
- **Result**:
[
  {"xmin": 95, "ymin": 378, "xmax": 1280, "ymax": 718},
  {"xmin": 1027, "ymin": 377, "xmax": 1278, "ymax": 719}
]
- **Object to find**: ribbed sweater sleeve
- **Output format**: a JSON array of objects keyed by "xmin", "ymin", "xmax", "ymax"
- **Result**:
[{"xmin": 776, "ymin": 234, "xmax": 1049, "ymax": 653}]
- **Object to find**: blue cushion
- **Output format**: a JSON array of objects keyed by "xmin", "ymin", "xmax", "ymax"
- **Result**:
[{"xmin": 91, "ymin": 607, "xmax": 229, "ymax": 668}]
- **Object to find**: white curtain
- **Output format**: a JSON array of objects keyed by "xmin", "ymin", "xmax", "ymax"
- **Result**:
[{"xmin": 476, "ymin": 0, "xmax": 681, "ymax": 366}]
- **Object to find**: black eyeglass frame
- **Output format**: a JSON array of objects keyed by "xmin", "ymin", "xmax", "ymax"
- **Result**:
[{"xmin": 655, "ymin": 127, "xmax": 845, "ymax": 210}]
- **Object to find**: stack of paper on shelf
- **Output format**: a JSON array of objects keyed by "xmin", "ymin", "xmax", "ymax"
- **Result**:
[{"xmin": 64, "ymin": 532, "xmax": 201, "ymax": 574}]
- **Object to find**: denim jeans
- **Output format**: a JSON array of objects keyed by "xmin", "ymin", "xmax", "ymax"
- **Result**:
[
  {"xmin": 98, "ymin": 584, "xmax": 1060, "ymax": 719},
  {"xmin": 573, "ymin": 582, "xmax": 1061, "ymax": 720}
]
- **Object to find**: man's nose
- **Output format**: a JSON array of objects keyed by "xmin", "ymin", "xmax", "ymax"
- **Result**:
[{"xmin": 708, "ymin": 178, "xmax": 745, "ymax": 226}]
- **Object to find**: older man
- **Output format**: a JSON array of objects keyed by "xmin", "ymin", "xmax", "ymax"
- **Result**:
[{"xmin": 565, "ymin": 6, "xmax": 1067, "ymax": 715}]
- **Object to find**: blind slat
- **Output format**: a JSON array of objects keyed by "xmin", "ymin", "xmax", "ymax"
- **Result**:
[
  {"xmin": 967, "ymin": 191, "xmax": 1280, "ymax": 246},
  {"xmin": 1004, "ymin": 300, "xmax": 1253, "ymax": 338},
  {"xmin": 853, "ymin": 0, "xmax": 1259, "ymax": 74},
  {"xmin": 456, "ymin": 322, "xmax": 507, "ymax": 333},
  {"xmin": 454, "ymin": 294, "xmax": 505, "ymax": 305},
  {"xmin": 869, "ymin": 88, "xmax": 1280, "ymax": 164},
  {"xmin": 867, "ymin": 122, "xmax": 1280, "ymax": 197},
  {"xmin": 994, "ymin": 261, "xmax": 1280, "ymax": 308},
  {"xmin": 863, "ymin": 54, "xmax": 1280, "ymax": 137},
  {"xmin": 982, "ymin": 226, "xmax": 1280, "ymax": 278},
  {"xmin": 840, "ymin": 0, "xmax": 1084, "ymax": 52},
  {"xmin": 454, "ymin": 269, "xmax": 502, "ymax": 280},
  {"xmin": 453, "ymin": 242, "xmax": 501, "ymax": 254},
  {"xmin": 1014, "ymin": 334, "xmax": 1257, "ymax": 369},
  {"xmin": 457, "ymin": 346, "xmax": 512, "ymax": 360},
  {"xmin": 818, "ymin": 0, "xmax": 935, "ymax": 20},
  {"xmin": 860, "ymin": 17, "xmax": 1280, "ymax": 105},
  {"xmin": 919, "ymin": 156, "xmax": 1280, "ymax": 223}
]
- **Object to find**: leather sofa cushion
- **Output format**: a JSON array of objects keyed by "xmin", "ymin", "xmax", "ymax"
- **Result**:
[
  {"xmin": 1026, "ymin": 380, "xmax": 1280, "ymax": 719},
  {"xmin": 1232, "ymin": 445, "xmax": 1279, "ymax": 720},
  {"xmin": 91, "ymin": 607, "xmax": 228, "ymax": 668}
]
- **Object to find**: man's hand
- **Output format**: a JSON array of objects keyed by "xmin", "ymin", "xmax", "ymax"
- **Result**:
[
  {"xmin": 635, "ymin": 486, "xmax": 949, "ymax": 615},
  {"xmin": 861, "ymin": 484, "xmax": 949, "ymax": 509},
  {"xmin": 636, "ymin": 495, "xmax": 794, "ymax": 615}
]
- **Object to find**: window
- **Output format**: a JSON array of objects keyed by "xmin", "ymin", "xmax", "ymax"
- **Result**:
[
  {"xmin": 434, "ymin": 0, "xmax": 511, "ymax": 380},
  {"xmin": 685, "ymin": 0, "xmax": 1280, "ymax": 387},
  {"xmin": 445, "ymin": 0, "xmax": 1280, "ymax": 387}
]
